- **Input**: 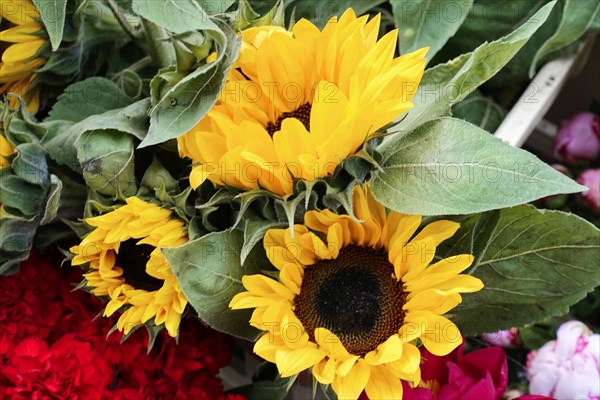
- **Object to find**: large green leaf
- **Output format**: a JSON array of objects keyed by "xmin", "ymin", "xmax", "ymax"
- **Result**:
[
  {"xmin": 391, "ymin": 0, "xmax": 474, "ymax": 63},
  {"xmin": 383, "ymin": 1, "xmax": 555, "ymax": 139},
  {"xmin": 530, "ymin": 0, "xmax": 600, "ymax": 75},
  {"xmin": 42, "ymin": 79, "xmax": 140, "ymax": 170},
  {"xmin": 32, "ymin": 0, "xmax": 67, "ymax": 50},
  {"xmin": 370, "ymin": 118, "xmax": 584, "ymax": 215},
  {"xmin": 133, "ymin": 0, "xmax": 220, "ymax": 33},
  {"xmin": 45, "ymin": 77, "xmax": 131, "ymax": 123},
  {"xmin": 140, "ymin": 21, "xmax": 240, "ymax": 147},
  {"xmin": 442, "ymin": 205, "xmax": 600, "ymax": 334},
  {"xmin": 163, "ymin": 230, "xmax": 263, "ymax": 340}
]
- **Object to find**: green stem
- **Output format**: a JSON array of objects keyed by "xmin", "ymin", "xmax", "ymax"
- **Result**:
[{"xmin": 105, "ymin": 0, "xmax": 142, "ymax": 40}]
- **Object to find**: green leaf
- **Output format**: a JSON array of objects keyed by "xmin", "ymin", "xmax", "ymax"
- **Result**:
[
  {"xmin": 452, "ymin": 91, "xmax": 507, "ymax": 133},
  {"xmin": 140, "ymin": 21, "xmax": 240, "ymax": 147},
  {"xmin": 133, "ymin": 0, "xmax": 220, "ymax": 33},
  {"xmin": 11, "ymin": 143, "xmax": 48, "ymax": 186},
  {"xmin": 75, "ymin": 130, "xmax": 137, "ymax": 197},
  {"xmin": 0, "ymin": 175, "xmax": 45, "ymax": 217},
  {"xmin": 163, "ymin": 230, "xmax": 262, "ymax": 340},
  {"xmin": 530, "ymin": 0, "xmax": 600, "ymax": 75},
  {"xmin": 40, "ymin": 174, "xmax": 62, "ymax": 225},
  {"xmin": 140, "ymin": 156, "xmax": 178, "ymax": 192},
  {"xmin": 370, "ymin": 117, "xmax": 584, "ymax": 215},
  {"xmin": 0, "ymin": 219, "xmax": 37, "ymax": 275},
  {"xmin": 446, "ymin": 205, "xmax": 600, "ymax": 334},
  {"xmin": 391, "ymin": 0, "xmax": 474, "ymax": 63},
  {"xmin": 196, "ymin": 0, "xmax": 235, "ymax": 15},
  {"xmin": 384, "ymin": 1, "xmax": 556, "ymax": 137},
  {"xmin": 32, "ymin": 0, "xmax": 67, "ymax": 50},
  {"xmin": 42, "ymin": 80, "xmax": 141, "ymax": 170},
  {"xmin": 45, "ymin": 77, "xmax": 132, "ymax": 123}
]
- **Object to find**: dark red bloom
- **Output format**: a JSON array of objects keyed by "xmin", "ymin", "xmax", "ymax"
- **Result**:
[
  {"xmin": 1, "ymin": 251, "xmax": 240, "ymax": 400},
  {"xmin": 0, "ymin": 335, "xmax": 113, "ymax": 400},
  {"xmin": 402, "ymin": 343, "xmax": 508, "ymax": 400}
]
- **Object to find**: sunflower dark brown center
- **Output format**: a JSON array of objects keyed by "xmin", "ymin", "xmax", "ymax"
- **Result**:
[
  {"xmin": 116, "ymin": 240, "xmax": 163, "ymax": 291},
  {"xmin": 293, "ymin": 245, "xmax": 407, "ymax": 356},
  {"xmin": 265, "ymin": 102, "xmax": 312, "ymax": 135}
]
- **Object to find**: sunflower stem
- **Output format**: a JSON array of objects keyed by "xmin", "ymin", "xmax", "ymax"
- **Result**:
[{"xmin": 104, "ymin": 0, "xmax": 143, "ymax": 41}]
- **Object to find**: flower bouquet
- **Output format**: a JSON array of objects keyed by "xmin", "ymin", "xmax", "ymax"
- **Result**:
[{"xmin": 1, "ymin": 0, "xmax": 599, "ymax": 399}]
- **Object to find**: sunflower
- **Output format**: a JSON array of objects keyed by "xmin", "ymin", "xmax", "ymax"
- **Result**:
[
  {"xmin": 178, "ymin": 9, "xmax": 427, "ymax": 196},
  {"xmin": 0, "ymin": 133, "xmax": 13, "ymax": 167},
  {"xmin": 70, "ymin": 197, "xmax": 188, "ymax": 337},
  {"xmin": 1, "ymin": 0, "xmax": 47, "ymax": 114},
  {"xmin": 230, "ymin": 185, "xmax": 483, "ymax": 399}
]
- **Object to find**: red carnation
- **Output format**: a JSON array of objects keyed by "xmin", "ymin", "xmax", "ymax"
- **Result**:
[
  {"xmin": 402, "ymin": 343, "xmax": 508, "ymax": 400},
  {"xmin": 0, "ymin": 335, "xmax": 113, "ymax": 400}
]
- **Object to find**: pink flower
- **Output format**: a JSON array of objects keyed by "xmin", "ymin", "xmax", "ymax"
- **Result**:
[
  {"xmin": 403, "ymin": 343, "xmax": 508, "ymax": 400},
  {"xmin": 577, "ymin": 168, "xmax": 600, "ymax": 213},
  {"xmin": 553, "ymin": 112, "xmax": 600, "ymax": 164},
  {"xmin": 526, "ymin": 320, "xmax": 600, "ymax": 399},
  {"xmin": 482, "ymin": 328, "xmax": 520, "ymax": 348}
]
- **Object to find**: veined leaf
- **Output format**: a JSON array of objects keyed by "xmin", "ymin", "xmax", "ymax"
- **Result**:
[
  {"xmin": 32, "ymin": 0, "xmax": 67, "ymax": 50},
  {"xmin": 140, "ymin": 20, "xmax": 240, "ymax": 147},
  {"xmin": 370, "ymin": 117, "xmax": 584, "ymax": 215},
  {"xmin": 391, "ymin": 0, "xmax": 474, "ymax": 63},
  {"xmin": 530, "ymin": 0, "xmax": 600, "ymax": 75},
  {"xmin": 133, "ymin": 0, "xmax": 219, "ymax": 33},
  {"xmin": 163, "ymin": 230, "xmax": 263, "ymax": 340},
  {"xmin": 442, "ymin": 205, "xmax": 600, "ymax": 334}
]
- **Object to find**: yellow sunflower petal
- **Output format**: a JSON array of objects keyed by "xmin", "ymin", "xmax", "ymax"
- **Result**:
[
  {"xmin": 404, "ymin": 289, "xmax": 462, "ymax": 315},
  {"xmin": 404, "ymin": 254, "xmax": 475, "ymax": 292},
  {"xmin": 331, "ymin": 358, "xmax": 371, "ymax": 400},
  {"xmin": 314, "ymin": 328, "xmax": 351, "ymax": 360},
  {"xmin": 364, "ymin": 333, "xmax": 404, "ymax": 365},
  {"xmin": 364, "ymin": 364, "xmax": 404, "ymax": 400},
  {"xmin": 254, "ymin": 333, "xmax": 281, "ymax": 363},
  {"xmin": 275, "ymin": 347, "xmax": 326, "ymax": 378},
  {"xmin": 313, "ymin": 357, "xmax": 337, "ymax": 384},
  {"xmin": 242, "ymin": 274, "xmax": 295, "ymax": 301},
  {"xmin": 417, "ymin": 312, "xmax": 463, "ymax": 356}
]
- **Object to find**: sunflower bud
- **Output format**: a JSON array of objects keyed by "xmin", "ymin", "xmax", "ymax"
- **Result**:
[{"xmin": 553, "ymin": 112, "xmax": 600, "ymax": 165}]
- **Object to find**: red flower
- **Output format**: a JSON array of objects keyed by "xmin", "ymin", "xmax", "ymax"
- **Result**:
[
  {"xmin": 0, "ymin": 335, "xmax": 113, "ymax": 400},
  {"xmin": 1, "ymin": 250, "xmax": 240, "ymax": 400},
  {"xmin": 553, "ymin": 112, "xmax": 600, "ymax": 164},
  {"xmin": 402, "ymin": 343, "xmax": 508, "ymax": 400}
]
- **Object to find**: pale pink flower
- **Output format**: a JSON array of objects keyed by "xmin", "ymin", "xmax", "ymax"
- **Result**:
[
  {"xmin": 482, "ymin": 328, "xmax": 520, "ymax": 348},
  {"xmin": 526, "ymin": 321, "xmax": 600, "ymax": 399}
]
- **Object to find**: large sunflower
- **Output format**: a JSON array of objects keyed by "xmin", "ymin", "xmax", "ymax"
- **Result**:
[
  {"xmin": 70, "ymin": 197, "xmax": 188, "ymax": 337},
  {"xmin": 178, "ymin": 9, "xmax": 427, "ymax": 196},
  {"xmin": 230, "ymin": 185, "xmax": 483, "ymax": 399},
  {"xmin": 0, "ymin": 0, "xmax": 47, "ymax": 113}
]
